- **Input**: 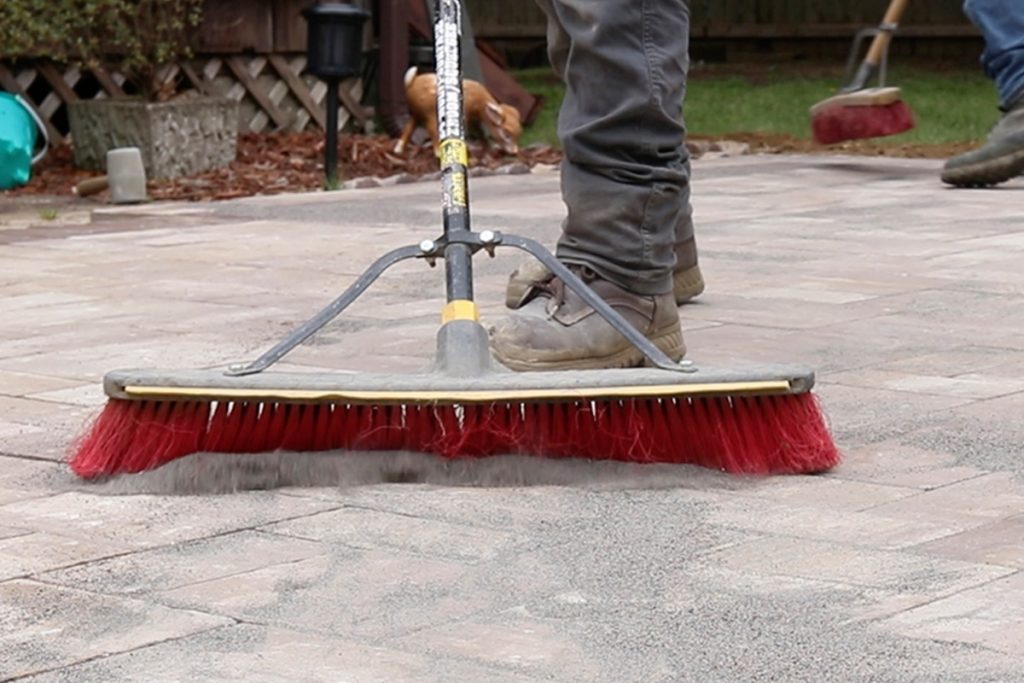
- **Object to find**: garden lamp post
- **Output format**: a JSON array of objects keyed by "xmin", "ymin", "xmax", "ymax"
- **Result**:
[{"xmin": 302, "ymin": 3, "xmax": 370, "ymax": 186}]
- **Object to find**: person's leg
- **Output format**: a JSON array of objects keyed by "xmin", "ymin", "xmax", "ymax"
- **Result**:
[
  {"xmin": 550, "ymin": 0, "xmax": 690, "ymax": 294},
  {"xmin": 535, "ymin": 0, "xmax": 569, "ymax": 81},
  {"xmin": 965, "ymin": 0, "xmax": 1024, "ymax": 108},
  {"xmin": 673, "ymin": 197, "xmax": 705, "ymax": 303},
  {"xmin": 505, "ymin": 0, "xmax": 703, "ymax": 307},
  {"xmin": 490, "ymin": 0, "xmax": 691, "ymax": 370},
  {"xmin": 941, "ymin": 0, "xmax": 1024, "ymax": 187}
]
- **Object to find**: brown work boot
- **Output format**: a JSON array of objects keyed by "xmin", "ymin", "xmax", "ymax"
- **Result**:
[
  {"xmin": 672, "ymin": 264, "xmax": 705, "ymax": 302},
  {"xmin": 672, "ymin": 236, "xmax": 705, "ymax": 303},
  {"xmin": 489, "ymin": 265, "xmax": 686, "ymax": 372},
  {"xmin": 505, "ymin": 242, "xmax": 705, "ymax": 309}
]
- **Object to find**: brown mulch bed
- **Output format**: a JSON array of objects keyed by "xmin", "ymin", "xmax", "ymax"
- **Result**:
[
  {"xmin": 3, "ymin": 132, "xmax": 563, "ymax": 203},
  {"xmin": 3, "ymin": 130, "xmax": 969, "ymax": 204},
  {"xmin": 694, "ymin": 132, "xmax": 976, "ymax": 159}
]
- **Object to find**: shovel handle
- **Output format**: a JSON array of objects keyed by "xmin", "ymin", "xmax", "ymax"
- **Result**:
[{"xmin": 864, "ymin": 0, "xmax": 910, "ymax": 66}]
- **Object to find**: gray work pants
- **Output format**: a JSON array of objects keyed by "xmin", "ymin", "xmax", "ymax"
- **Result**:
[{"xmin": 536, "ymin": 0, "xmax": 695, "ymax": 295}]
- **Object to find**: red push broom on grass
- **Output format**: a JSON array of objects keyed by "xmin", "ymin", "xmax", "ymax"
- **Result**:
[
  {"xmin": 69, "ymin": 0, "xmax": 840, "ymax": 480},
  {"xmin": 811, "ymin": 0, "xmax": 916, "ymax": 145}
]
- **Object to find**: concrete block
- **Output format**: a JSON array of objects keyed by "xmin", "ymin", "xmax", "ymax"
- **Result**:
[{"xmin": 68, "ymin": 97, "xmax": 239, "ymax": 179}]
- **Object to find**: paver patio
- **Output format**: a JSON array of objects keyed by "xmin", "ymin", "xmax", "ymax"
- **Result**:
[{"xmin": 1, "ymin": 154, "xmax": 1023, "ymax": 681}]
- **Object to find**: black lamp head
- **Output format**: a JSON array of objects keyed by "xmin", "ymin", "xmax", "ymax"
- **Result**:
[{"xmin": 302, "ymin": 3, "xmax": 371, "ymax": 80}]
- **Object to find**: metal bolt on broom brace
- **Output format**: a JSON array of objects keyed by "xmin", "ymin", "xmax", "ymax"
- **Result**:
[
  {"xmin": 225, "ymin": 0, "xmax": 691, "ymax": 379},
  {"xmin": 68, "ymin": 0, "xmax": 839, "ymax": 480}
]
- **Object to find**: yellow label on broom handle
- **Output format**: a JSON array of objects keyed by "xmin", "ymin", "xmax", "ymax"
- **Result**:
[
  {"xmin": 439, "ymin": 139, "xmax": 469, "ymax": 167},
  {"xmin": 441, "ymin": 299, "xmax": 479, "ymax": 323}
]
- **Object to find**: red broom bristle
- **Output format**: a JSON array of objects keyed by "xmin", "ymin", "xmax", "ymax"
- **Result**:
[
  {"xmin": 231, "ymin": 403, "xmax": 261, "ymax": 453},
  {"xmin": 70, "ymin": 400, "xmax": 209, "ymax": 477},
  {"xmin": 403, "ymin": 404, "xmax": 432, "ymax": 452},
  {"xmin": 69, "ymin": 392, "xmax": 840, "ymax": 478},
  {"xmin": 812, "ymin": 100, "xmax": 915, "ymax": 145},
  {"xmin": 486, "ymin": 403, "xmax": 520, "ymax": 455},
  {"xmin": 309, "ymin": 403, "xmax": 333, "ymax": 450},
  {"xmin": 454, "ymin": 404, "xmax": 494, "ymax": 456}
]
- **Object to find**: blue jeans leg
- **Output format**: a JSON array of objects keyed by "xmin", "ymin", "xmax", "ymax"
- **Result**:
[{"xmin": 963, "ymin": 0, "xmax": 1024, "ymax": 108}]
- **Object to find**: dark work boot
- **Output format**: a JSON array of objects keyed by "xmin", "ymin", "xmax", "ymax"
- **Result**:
[
  {"xmin": 489, "ymin": 265, "xmax": 685, "ymax": 372},
  {"xmin": 941, "ymin": 97, "xmax": 1024, "ymax": 187}
]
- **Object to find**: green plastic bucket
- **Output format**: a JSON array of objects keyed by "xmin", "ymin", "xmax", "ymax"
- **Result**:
[{"xmin": 0, "ymin": 92, "xmax": 48, "ymax": 190}]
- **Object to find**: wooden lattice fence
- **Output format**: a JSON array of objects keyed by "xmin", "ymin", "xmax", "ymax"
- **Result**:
[
  {"xmin": 463, "ymin": 0, "xmax": 983, "ymax": 63},
  {"xmin": 0, "ymin": 55, "xmax": 370, "ymax": 146}
]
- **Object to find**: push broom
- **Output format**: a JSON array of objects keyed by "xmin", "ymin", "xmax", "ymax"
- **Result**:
[
  {"xmin": 70, "ymin": 0, "xmax": 840, "ymax": 480},
  {"xmin": 810, "ymin": 0, "xmax": 916, "ymax": 145}
]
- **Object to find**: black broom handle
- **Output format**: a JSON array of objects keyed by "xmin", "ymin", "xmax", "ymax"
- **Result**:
[{"xmin": 433, "ymin": 0, "xmax": 475, "ymax": 304}]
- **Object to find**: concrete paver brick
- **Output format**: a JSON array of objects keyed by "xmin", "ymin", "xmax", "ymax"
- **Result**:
[
  {"xmin": 0, "ymin": 532, "xmax": 125, "ymax": 581},
  {"xmin": 261, "ymin": 507, "xmax": 537, "ymax": 563},
  {"xmin": 2, "ymin": 156, "xmax": 1024, "ymax": 680},
  {"xmin": 14, "ymin": 625, "xmax": 547, "ymax": 683},
  {"xmin": 39, "ymin": 529, "xmax": 327, "ymax": 596},
  {"xmin": 880, "ymin": 572, "xmax": 1024, "ymax": 656},
  {"xmin": 0, "ymin": 579, "xmax": 231, "ymax": 680},
  {"xmin": 0, "ymin": 491, "xmax": 339, "ymax": 549},
  {"xmin": 911, "ymin": 518, "xmax": 1024, "ymax": 569}
]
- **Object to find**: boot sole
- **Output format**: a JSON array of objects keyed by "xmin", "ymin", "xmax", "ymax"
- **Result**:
[
  {"xmin": 941, "ymin": 148, "xmax": 1024, "ymax": 188},
  {"xmin": 493, "ymin": 324, "xmax": 686, "ymax": 372}
]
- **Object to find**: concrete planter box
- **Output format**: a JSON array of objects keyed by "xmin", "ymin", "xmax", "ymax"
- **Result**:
[{"xmin": 68, "ymin": 96, "xmax": 239, "ymax": 180}]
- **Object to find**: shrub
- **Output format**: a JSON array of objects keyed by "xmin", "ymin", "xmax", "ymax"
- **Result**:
[
  {"xmin": 0, "ymin": 0, "xmax": 203, "ymax": 101},
  {"xmin": 0, "ymin": 1, "xmax": 79, "ymax": 60}
]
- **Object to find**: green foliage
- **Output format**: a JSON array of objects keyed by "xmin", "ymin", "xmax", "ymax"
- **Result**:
[
  {"xmin": 511, "ymin": 68, "xmax": 565, "ymax": 149},
  {"xmin": 0, "ymin": 1, "xmax": 79, "ymax": 61},
  {"xmin": 0, "ymin": 0, "xmax": 203, "ymax": 101}
]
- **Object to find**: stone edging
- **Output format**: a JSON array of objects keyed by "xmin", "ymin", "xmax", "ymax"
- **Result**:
[
  {"xmin": 339, "ymin": 140, "xmax": 752, "ymax": 191},
  {"xmin": 341, "ymin": 160, "xmax": 540, "ymax": 190}
]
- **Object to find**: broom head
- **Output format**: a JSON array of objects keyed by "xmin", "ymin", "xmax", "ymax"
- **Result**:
[
  {"xmin": 810, "ymin": 86, "xmax": 915, "ymax": 145},
  {"xmin": 69, "ymin": 365, "xmax": 841, "ymax": 479}
]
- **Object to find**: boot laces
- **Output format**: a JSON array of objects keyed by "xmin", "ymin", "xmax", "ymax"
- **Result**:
[{"xmin": 537, "ymin": 264, "xmax": 597, "ymax": 316}]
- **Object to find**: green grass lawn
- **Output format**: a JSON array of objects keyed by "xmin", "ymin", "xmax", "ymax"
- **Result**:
[
  {"xmin": 514, "ymin": 64, "xmax": 1000, "ymax": 150},
  {"xmin": 515, "ymin": 68, "xmax": 566, "ymax": 149}
]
